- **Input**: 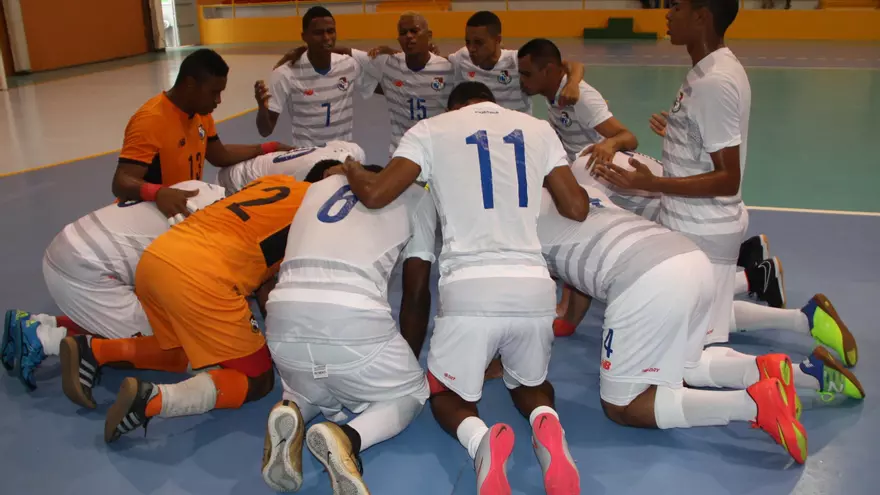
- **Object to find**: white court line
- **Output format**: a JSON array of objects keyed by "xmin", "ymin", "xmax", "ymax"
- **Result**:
[{"xmin": 747, "ymin": 206, "xmax": 880, "ymax": 217}]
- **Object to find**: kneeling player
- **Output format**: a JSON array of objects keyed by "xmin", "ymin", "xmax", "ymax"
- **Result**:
[
  {"xmin": 1, "ymin": 180, "xmax": 225, "ymax": 391},
  {"xmin": 57, "ymin": 175, "xmax": 310, "ymax": 443},
  {"xmin": 538, "ymin": 185, "xmax": 812, "ymax": 463},
  {"xmin": 260, "ymin": 165, "xmax": 434, "ymax": 494},
  {"xmin": 217, "ymin": 140, "xmax": 366, "ymax": 193}
]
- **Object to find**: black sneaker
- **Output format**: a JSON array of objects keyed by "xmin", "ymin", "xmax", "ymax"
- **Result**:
[
  {"xmin": 60, "ymin": 335, "xmax": 102, "ymax": 409},
  {"xmin": 746, "ymin": 257, "xmax": 787, "ymax": 308},
  {"xmin": 104, "ymin": 377, "xmax": 155, "ymax": 443},
  {"xmin": 738, "ymin": 234, "xmax": 770, "ymax": 269}
]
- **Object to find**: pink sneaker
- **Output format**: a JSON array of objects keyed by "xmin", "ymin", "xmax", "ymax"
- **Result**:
[
  {"xmin": 474, "ymin": 423, "xmax": 515, "ymax": 495},
  {"xmin": 532, "ymin": 412, "xmax": 580, "ymax": 494}
]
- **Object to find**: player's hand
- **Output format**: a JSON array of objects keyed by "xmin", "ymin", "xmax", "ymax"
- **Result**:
[
  {"xmin": 649, "ymin": 111, "xmax": 669, "ymax": 137},
  {"xmin": 156, "ymin": 187, "xmax": 199, "ymax": 220},
  {"xmin": 580, "ymin": 141, "xmax": 616, "ymax": 171},
  {"xmin": 593, "ymin": 157, "xmax": 656, "ymax": 191},
  {"xmin": 254, "ymin": 80, "xmax": 271, "ymax": 108},
  {"xmin": 557, "ymin": 83, "xmax": 580, "ymax": 107},
  {"xmin": 342, "ymin": 156, "xmax": 363, "ymax": 172},
  {"xmin": 429, "ymin": 42, "xmax": 440, "ymax": 55},
  {"xmin": 274, "ymin": 46, "xmax": 307, "ymax": 69},
  {"xmin": 368, "ymin": 45, "xmax": 398, "ymax": 58}
]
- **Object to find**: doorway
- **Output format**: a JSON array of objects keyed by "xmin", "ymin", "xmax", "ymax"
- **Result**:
[{"xmin": 162, "ymin": 0, "xmax": 201, "ymax": 48}]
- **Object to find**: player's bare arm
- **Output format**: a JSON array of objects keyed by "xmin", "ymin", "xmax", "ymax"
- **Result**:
[
  {"xmin": 557, "ymin": 61, "xmax": 585, "ymax": 106},
  {"xmin": 545, "ymin": 166, "xmax": 590, "ymax": 221},
  {"xmin": 111, "ymin": 163, "xmax": 199, "ymax": 219},
  {"xmin": 399, "ymin": 257, "xmax": 432, "ymax": 358},
  {"xmin": 581, "ymin": 117, "xmax": 639, "ymax": 168},
  {"xmin": 342, "ymin": 157, "xmax": 422, "ymax": 209},
  {"xmin": 206, "ymin": 137, "xmax": 290, "ymax": 168},
  {"xmin": 254, "ymin": 80, "xmax": 280, "ymax": 137},
  {"xmin": 596, "ymin": 145, "xmax": 741, "ymax": 197}
]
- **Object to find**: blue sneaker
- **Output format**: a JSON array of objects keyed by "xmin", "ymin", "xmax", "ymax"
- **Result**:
[
  {"xmin": 3, "ymin": 310, "xmax": 30, "ymax": 373},
  {"xmin": 17, "ymin": 319, "xmax": 46, "ymax": 391}
]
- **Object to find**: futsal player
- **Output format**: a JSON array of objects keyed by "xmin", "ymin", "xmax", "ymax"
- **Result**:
[
  {"xmin": 1, "ymin": 181, "xmax": 226, "ymax": 391},
  {"xmin": 57, "ymin": 175, "xmax": 309, "ymax": 444},
  {"xmin": 217, "ymin": 140, "xmax": 366, "ymax": 193},
  {"xmin": 260, "ymin": 164, "xmax": 435, "ymax": 494},
  {"xmin": 341, "ymin": 82, "xmax": 588, "ymax": 494},
  {"xmin": 255, "ymin": 7, "xmax": 378, "ymax": 147},
  {"xmin": 113, "ymin": 49, "xmax": 287, "ymax": 220}
]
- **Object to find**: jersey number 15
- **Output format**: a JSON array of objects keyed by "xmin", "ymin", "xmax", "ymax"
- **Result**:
[{"xmin": 465, "ymin": 129, "xmax": 527, "ymax": 210}]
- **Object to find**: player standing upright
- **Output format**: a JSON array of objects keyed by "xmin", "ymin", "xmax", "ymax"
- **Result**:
[
  {"xmin": 341, "ymin": 82, "xmax": 589, "ymax": 495},
  {"xmin": 255, "ymin": 7, "xmax": 378, "ymax": 147}
]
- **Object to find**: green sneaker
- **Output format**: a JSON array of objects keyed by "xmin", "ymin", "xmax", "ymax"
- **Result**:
[
  {"xmin": 800, "ymin": 346, "xmax": 864, "ymax": 401},
  {"xmin": 802, "ymin": 294, "xmax": 858, "ymax": 367}
]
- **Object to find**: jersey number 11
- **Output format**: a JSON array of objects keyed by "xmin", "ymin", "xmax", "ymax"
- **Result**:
[{"xmin": 465, "ymin": 129, "xmax": 527, "ymax": 210}]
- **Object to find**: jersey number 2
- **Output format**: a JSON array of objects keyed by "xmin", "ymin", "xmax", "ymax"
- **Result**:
[
  {"xmin": 465, "ymin": 129, "xmax": 527, "ymax": 209},
  {"xmin": 226, "ymin": 185, "xmax": 291, "ymax": 221},
  {"xmin": 317, "ymin": 185, "xmax": 359, "ymax": 223}
]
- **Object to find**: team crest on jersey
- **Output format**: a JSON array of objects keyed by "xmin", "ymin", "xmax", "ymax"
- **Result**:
[
  {"xmin": 671, "ymin": 91, "xmax": 684, "ymax": 113},
  {"xmin": 198, "ymin": 125, "xmax": 206, "ymax": 141},
  {"xmin": 559, "ymin": 111, "xmax": 573, "ymax": 128},
  {"xmin": 498, "ymin": 70, "xmax": 512, "ymax": 85},
  {"xmin": 337, "ymin": 77, "xmax": 350, "ymax": 91},
  {"xmin": 431, "ymin": 77, "xmax": 446, "ymax": 91}
]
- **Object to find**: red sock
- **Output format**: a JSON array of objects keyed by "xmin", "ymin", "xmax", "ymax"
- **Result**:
[{"xmin": 55, "ymin": 316, "xmax": 90, "ymax": 336}]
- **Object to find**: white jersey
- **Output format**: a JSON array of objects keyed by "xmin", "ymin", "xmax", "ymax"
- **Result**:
[
  {"xmin": 394, "ymin": 101, "xmax": 567, "ymax": 291},
  {"xmin": 659, "ymin": 47, "xmax": 751, "ymax": 264},
  {"xmin": 572, "ymin": 151, "xmax": 663, "ymax": 220},
  {"xmin": 217, "ymin": 141, "xmax": 366, "ymax": 193},
  {"xmin": 538, "ymin": 185, "xmax": 698, "ymax": 303},
  {"xmin": 44, "ymin": 181, "xmax": 226, "ymax": 286},
  {"xmin": 269, "ymin": 52, "xmax": 377, "ymax": 147},
  {"xmin": 448, "ymin": 48, "xmax": 531, "ymax": 114},
  {"xmin": 265, "ymin": 175, "xmax": 437, "ymax": 345},
  {"xmin": 547, "ymin": 75, "xmax": 613, "ymax": 161},
  {"xmin": 370, "ymin": 53, "xmax": 454, "ymax": 154}
]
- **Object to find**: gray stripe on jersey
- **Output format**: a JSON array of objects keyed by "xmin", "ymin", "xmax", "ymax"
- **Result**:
[
  {"xmin": 295, "ymin": 115, "xmax": 354, "ymax": 131},
  {"xmin": 604, "ymin": 232, "xmax": 699, "ymax": 301},
  {"xmin": 372, "ymin": 248, "xmax": 400, "ymax": 282},
  {"xmin": 88, "ymin": 213, "xmax": 135, "ymax": 284},
  {"xmin": 591, "ymin": 223, "xmax": 665, "ymax": 293},
  {"xmin": 290, "ymin": 64, "xmax": 359, "ymax": 83},
  {"xmin": 71, "ymin": 218, "xmax": 119, "ymax": 279},
  {"xmin": 281, "ymin": 258, "xmax": 375, "ymax": 283},
  {"xmin": 445, "ymin": 256, "xmax": 548, "ymax": 272},
  {"xmin": 274, "ymin": 280, "xmax": 388, "ymax": 306},
  {"xmin": 659, "ymin": 203, "xmax": 744, "ymax": 224}
]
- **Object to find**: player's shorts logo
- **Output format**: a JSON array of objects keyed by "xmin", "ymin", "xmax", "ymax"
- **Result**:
[
  {"xmin": 431, "ymin": 77, "xmax": 446, "ymax": 91},
  {"xmin": 198, "ymin": 125, "xmax": 206, "ymax": 141},
  {"xmin": 559, "ymin": 111, "xmax": 573, "ymax": 128},
  {"xmin": 249, "ymin": 314, "xmax": 260, "ymax": 334},
  {"xmin": 337, "ymin": 77, "xmax": 350, "ymax": 91},
  {"xmin": 671, "ymin": 91, "xmax": 684, "ymax": 113},
  {"xmin": 498, "ymin": 70, "xmax": 512, "ymax": 85}
]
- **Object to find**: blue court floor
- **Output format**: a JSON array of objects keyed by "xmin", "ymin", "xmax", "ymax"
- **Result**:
[{"xmin": 1, "ymin": 39, "xmax": 879, "ymax": 495}]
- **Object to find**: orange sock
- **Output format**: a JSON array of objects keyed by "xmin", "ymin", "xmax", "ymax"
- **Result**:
[
  {"xmin": 207, "ymin": 368, "xmax": 250, "ymax": 409},
  {"xmin": 92, "ymin": 336, "xmax": 188, "ymax": 373},
  {"xmin": 145, "ymin": 390, "xmax": 163, "ymax": 417}
]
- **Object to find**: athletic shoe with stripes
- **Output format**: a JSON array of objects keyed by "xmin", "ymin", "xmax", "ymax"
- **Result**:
[
  {"xmin": 474, "ymin": 423, "xmax": 515, "ymax": 495},
  {"xmin": 104, "ymin": 377, "xmax": 154, "ymax": 443},
  {"xmin": 532, "ymin": 413, "xmax": 580, "ymax": 495},
  {"xmin": 60, "ymin": 335, "xmax": 102, "ymax": 409},
  {"xmin": 262, "ymin": 400, "xmax": 305, "ymax": 492}
]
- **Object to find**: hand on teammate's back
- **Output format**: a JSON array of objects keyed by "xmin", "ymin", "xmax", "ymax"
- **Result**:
[
  {"xmin": 593, "ymin": 157, "xmax": 656, "ymax": 192},
  {"xmin": 649, "ymin": 111, "xmax": 669, "ymax": 137},
  {"xmin": 273, "ymin": 46, "xmax": 308, "ymax": 69},
  {"xmin": 156, "ymin": 187, "xmax": 200, "ymax": 219},
  {"xmin": 581, "ymin": 141, "xmax": 616, "ymax": 171}
]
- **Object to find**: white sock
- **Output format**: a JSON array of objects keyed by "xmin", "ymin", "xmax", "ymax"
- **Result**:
[
  {"xmin": 456, "ymin": 416, "xmax": 489, "ymax": 459},
  {"xmin": 732, "ymin": 301, "xmax": 810, "ymax": 334},
  {"xmin": 793, "ymin": 364, "xmax": 820, "ymax": 391},
  {"xmin": 29, "ymin": 313, "xmax": 58, "ymax": 328},
  {"xmin": 734, "ymin": 270, "xmax": 749, "ymax": 295},
  {"xmin": 684, "ymin": 346, "xmax": 760, "ymax": 389},
  {"xmin": 36, "ymin": 324, "xmax": 67, "ymax": 356},
  {"xmin": 348, "ymin": 394, "xmax": 425, "ymax": 452},
  {"xmin": 654, "ymin": 386, "xmax": 757, "ymax": 429},
  {"xmin": 157, "ymin": 372, "xmax": 218, "ymax": 418},
  {"xmin": 528, "ymin": 405, "xmax": 559, "ymax": 427}
]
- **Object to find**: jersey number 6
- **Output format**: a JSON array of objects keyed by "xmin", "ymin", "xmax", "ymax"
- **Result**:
[
  {"xmin": 317, "ymin": 185, "xmax": 359, "ymax": 223},
  {"xmin": 465, "ymin": 129, "xmax": 527, "ymax": 209}
]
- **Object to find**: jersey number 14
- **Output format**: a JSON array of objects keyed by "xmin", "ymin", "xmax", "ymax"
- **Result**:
[{"xmin": 465, "ymin": 129, "xmax": 527, "ymax": 209}]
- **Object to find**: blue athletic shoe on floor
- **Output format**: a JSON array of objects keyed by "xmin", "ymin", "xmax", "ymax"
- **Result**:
[
  {"xmin": 2, "ymin": 309, "xmax": 30, "ymax": 373},
  {"xmin": 17, "ymin": 319, "xmax": 46, "ymax": 391}
]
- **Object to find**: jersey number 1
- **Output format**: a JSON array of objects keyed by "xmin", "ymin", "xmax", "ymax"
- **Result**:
[{"xmin": 465, "ymin": 130, "xmax": 527, "ymax": 209}]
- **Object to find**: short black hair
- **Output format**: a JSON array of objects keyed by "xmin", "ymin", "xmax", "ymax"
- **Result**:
[
  {"xmin": 363, "ymin": 165, "xmax": 384, "ymax": 174},
  {"xmin": 466, "ymin": 11, "xmax": 502, "ymax": 36},
  {"xmin": 693, "ymin": 0, "xmax": 739, "ymax": 37},
  {"xmin": 304, "ymin": 159, "xmax": 343, "ymax": 183},
  {"xmin": 447, "ymin": 82, "xmax": 496, "ymax": 110},
  {"xmin": 174, "ymin": 49, "xmax": 229, "ymax": 87},
  {"xmin": 303, "ymin": 6, "xmax": 333, "ymax": 31},
  {"xmin": 517, "ymin": 38, "xmax": 562, "ymax": 68}
]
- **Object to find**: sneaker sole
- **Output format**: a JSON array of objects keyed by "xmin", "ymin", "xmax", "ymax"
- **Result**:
[
  {"xmin": 477, "ymin": 424, "xmax": 514, "ymax": 495},
  {"xmin": 772, "ymin": 256, "xmax": 787, "ymax": 309},
  {"xmin": 2, "ymin": 310, "xmax": 18, "ymax": 373},
  {"xmin": 533, "ymin": 416, "xmax": 580, "ymax": 495},
  {"xmin": 104, "ymin": 377, "xmax": 140, "ymax": 444},
  {"xmin": 262, "ymin": 403, "xmax": 304, "ymax": 492},
  {"xmin": 306, "ymin": 424, "xmax": 370, "ymax": 495},
  {"xmin": 812, "ymin": 346, "xmax": 864, "ymax": 399},
  {"xmin": 60, "ymin": 337, "xmax": 97, "ymax": 409},
  {"xmin": 757, "ymin": 355, "xmax": 802, "ymax": 421},
  {"xmin": 813, "ymin": 294, "xmax": 858, "ymax": 367}
]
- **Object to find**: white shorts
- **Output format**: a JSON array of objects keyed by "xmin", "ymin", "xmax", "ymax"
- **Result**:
[
  {"xmin": 427, "ymin": 315, "xmax": 555, "ymax": 402},
  {"xmin": 600, "ymin": 251, "xmax": 713, "ymax": 406},
  {"xmin": 702, "ymin": 262, "xmax": 737, "ymax": 346},
  {"xmin": 42, "ymin": 254, "xmax": 151, "ymax": 339},
  {"xmin": 269, "ymin": 333, "xmax": 428, "ymax": 423}
]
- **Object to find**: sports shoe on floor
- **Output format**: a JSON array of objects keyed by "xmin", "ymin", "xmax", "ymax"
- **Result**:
[
  {"xmin": 801, "ymin": 346, "xmax": 864, "ymax": 400},
  {"xmin": 532, "ymin": 413, "xmax": 580, "ymax": 495},
  {"xmin": 747, "ymin": 377, "xmax": 808, "ymax": 464},
  {"xmin": 2, "ymin": 309, "xmax": 29, "ymax": 372},
  {"xmin": 737, "ymin": 234, "xmax": 770, "ymax": 269},
  {"xmin": 105, "ymin": 377, "xmax": 154, "ymax": 443},
  {"xmin": 60, "ymin": 335, "xmax": 102, "ymax": 409},
  {"xmin": 802, "ymin": 294, "xmax": 858, "ymax": 367},
  {"xmin": 755, "ymin": 353, "xmax": 801, "ymax": 420},
  {"xmin": 746, "ymin": 257, "xmax": 786, "ymax": 308},
  {"xmin": 262, "ymin": 400, "xmax": 305, "ymax": 492},
  {"xmin": 474, "ymin": 423, "xmax": 515, "ymax": 495},
  {"xmin": 17, "ymin": 319, "xmax": 46, "ymax": 391},
  {"xmin": 306, "ymin": 422, "xmax": 369, "ymax": 495}
]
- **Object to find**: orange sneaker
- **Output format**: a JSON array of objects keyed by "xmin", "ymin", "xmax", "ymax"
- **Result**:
[
  {"xmin": 747, "ymin": 377, "xmax": 808, "ymax": 464},
  {"xmin": 755, "ymin": 353, "xmax": 801, "ymax": 420}
]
